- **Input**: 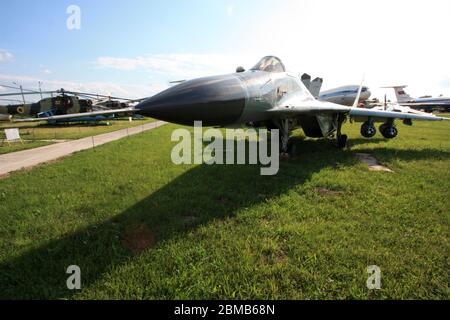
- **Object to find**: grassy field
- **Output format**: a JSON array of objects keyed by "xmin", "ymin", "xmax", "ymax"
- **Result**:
[
  {"xmin": 0, "ymin": 118, "xmax": 155, "ymax": 154},
  {"xmin": 0, "ymin": 141, "xmax": 54, "ymax": 155},
  {"xmin": 0, "ymin": 116, "xmax": 448, "ymax": 299}
]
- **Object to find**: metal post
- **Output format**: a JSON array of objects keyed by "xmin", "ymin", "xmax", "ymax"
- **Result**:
[
  {"xmin": 13, "ymin": 82, "xmax": 26, "ymax": 105},
  {"xmin": 38, "ymin": 81, "xmax": 43, "ymax": 99}
]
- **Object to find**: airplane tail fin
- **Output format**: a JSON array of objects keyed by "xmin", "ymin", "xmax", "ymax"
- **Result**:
[
  {"xmin": 309, "ymin": 77, "xmax": 323, "ymax": 98},
  {"xmin": 382, "ymin": 85, "xmax": 412, "ymax": 102},
  {"xmin": 301, "ymin": 73, "xmax": 311, "ymax": 90},
  {"xmin": 301, "ymin": 73, "xmax": 323, "ymax": 98}
]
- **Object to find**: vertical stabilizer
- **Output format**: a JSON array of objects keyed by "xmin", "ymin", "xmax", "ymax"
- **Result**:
[
  {"xmin": 383, "ymin": 85, "xmax": 413, "ymax": 102},
  {"xmin": 309, "ymin": 77, "xmax": 323, "ymax": 98},
  {"xmin": 301, "ymin": 73, "xmax": 311, "ymax": 91}
]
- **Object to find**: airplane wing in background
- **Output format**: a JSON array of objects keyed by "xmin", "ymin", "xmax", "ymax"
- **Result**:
[
  {"xmin": 13, "ymin": 107, "xmax": 138, "ymax": 123},
  {"xmin": 269, "ymin": 94, "xmax": 450, "ymax": 122},
  {"xmin": 399, "ymin": 102, "xmax": 450, "ymax": 107}
]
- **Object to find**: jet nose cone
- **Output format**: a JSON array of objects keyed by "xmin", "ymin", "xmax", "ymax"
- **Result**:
[{"xmin": 136, "ymin": 75, "xmax": 246, "ymax": 126}]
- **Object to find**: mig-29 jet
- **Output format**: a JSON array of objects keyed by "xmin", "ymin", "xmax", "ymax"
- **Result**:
[{"xmin": 18, "ymin": 56, "xmax": 450, "ymax": 152}]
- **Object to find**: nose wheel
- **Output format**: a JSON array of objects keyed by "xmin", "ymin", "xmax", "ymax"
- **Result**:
[
  {"xmin": 335, "ymin": 114, "xmax": 348, "ymax": 148},
  {"xmin": 337, "ymin": 134, "xmax": 348, "ymax": 148},
  {"xmin": 280, "ymin": 118, "xmax": 290, "ymax": 156},
  {"xmin": 272, "ymin": 118, "xmax": 291, "ymax": 157}
]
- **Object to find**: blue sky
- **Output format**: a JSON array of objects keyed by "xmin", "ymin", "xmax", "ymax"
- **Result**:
[
  {"xmin": 1, "ymin": 0, "xmax": 450, "ymax": 101},
  {"xmin": 1, "ymin": 1, "xmax": 265, "ymax": 84}
]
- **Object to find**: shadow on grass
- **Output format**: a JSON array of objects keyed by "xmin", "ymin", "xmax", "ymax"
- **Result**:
[
  {"xmin": 355, "ymin": 147, "xmax": 450, "ymax": 162},
  {"xmin": 0, "ymin": 138, "xmax": 448, "ymax": 299}
]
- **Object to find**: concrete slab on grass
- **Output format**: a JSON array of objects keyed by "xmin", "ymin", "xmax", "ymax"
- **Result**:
[{"xmin": 355, "ymin": 153, "xmax": 394, "ymax": 172}]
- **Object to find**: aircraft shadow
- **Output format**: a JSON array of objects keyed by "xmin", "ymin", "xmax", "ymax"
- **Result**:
[
  {"xmin": 347, "ymin": 137, "xmax": 388, "ymax": 146},
  {"xmin": 353, "ymin": 146, "xmax": 450, "ymax": 162},
  {"xmin": 0, "ymin": 138, "xmax": 447, "ymax": 299}
]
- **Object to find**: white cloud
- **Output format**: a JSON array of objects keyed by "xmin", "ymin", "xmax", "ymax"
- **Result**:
[
  {"xmin": 95, "ymin": 53, "xmax": 254, "ymax": 80},
  {"xmin": 38, "ymin": 64, "xmax": 52, "ymax": 75},
  {"xmin": 0, "ymin": 49, "xmax": 14, "ymax": 62},
  {"xmin": 227, "ymin": 5, "xmax": 234, "ymax": 16}
]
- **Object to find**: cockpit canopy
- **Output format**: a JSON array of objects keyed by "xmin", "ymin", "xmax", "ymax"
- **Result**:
[{"xmin": 250, "ymin": 56, "xmax": 286, "ymax": 73}]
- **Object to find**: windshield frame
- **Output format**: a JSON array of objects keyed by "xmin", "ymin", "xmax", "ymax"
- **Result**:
[{"xmin": 250, "ymin": 56, "xmax": 286, "ymax": 73}]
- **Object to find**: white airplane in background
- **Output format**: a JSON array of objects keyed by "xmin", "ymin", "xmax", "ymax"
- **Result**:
[
  {"xmin": 383, "ymin": 85, "xmax": 450, "ymax": 112},
  {"xmin": 319, "ymin": 85, "xmax": 371, "ymax": 106}
]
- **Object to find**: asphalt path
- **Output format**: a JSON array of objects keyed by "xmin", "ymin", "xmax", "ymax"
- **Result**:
[{"xmin": 0, "ymin": 121, "xmax": 166, "ymax": 176}]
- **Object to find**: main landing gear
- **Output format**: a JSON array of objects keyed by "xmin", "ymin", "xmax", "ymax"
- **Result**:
[
  {"xmin": 379, "ymin": 120, "xmax": 398, "ymax": 139},
  {"xmin": 360, "ymin": 118, "xmax": 398, "ymax": 139},
  {"xmin": 361, "ymin": 119, "xmax": 377, "ymax": 138}
]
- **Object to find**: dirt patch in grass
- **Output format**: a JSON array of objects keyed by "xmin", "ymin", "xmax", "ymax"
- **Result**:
[
  {"xmin": 316, "ymin": 187, "xmax": 344, "ymax": 196},
  {"xmin": 123, "ymin": 224, "xmax": 156, "ymax": 254}
]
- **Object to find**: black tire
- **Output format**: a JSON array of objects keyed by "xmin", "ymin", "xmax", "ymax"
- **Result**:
[
  {"xmin": 360, "ymin": 121, "xmax": 376, "ymax": 138},
  {"xmin": 337, "ymin": 134, "xmax": 348, "ymax": 148},
  {"xmin": 380, "ymin": 124, "xmax": 398, "ymax": 139}
]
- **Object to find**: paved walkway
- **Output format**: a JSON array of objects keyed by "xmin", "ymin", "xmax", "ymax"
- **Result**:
[{"xmin": 0, "ymin": 121, "xmax": 166, "ymax": 176}]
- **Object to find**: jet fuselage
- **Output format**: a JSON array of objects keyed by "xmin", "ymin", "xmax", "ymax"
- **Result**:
[{"xmin": 137, "ymin": 68, "xmax": 311, "ymax": 127}]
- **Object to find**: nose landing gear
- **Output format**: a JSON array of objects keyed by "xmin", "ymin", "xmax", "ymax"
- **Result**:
[{"xmin": 336, "ymin": 113, "xmax": 347, "ymax": 148}]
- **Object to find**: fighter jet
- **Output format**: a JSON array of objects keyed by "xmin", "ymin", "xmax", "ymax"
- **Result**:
[
  {"xmin": 135, "ymin": 56, "xmax": 449, "ymax": 152},
  {"xmin": 18, "ymin": 56, "xmax": 450, "ymax": 152}
]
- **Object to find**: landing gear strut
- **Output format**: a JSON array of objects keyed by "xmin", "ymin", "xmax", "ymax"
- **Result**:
[
  {"xmin": 279, "ymin": 118, "xmax": 290, "ymax": 155},
  {"xmin": 336, "ymin": 114, "xmax": 348, "ymax": 148}
]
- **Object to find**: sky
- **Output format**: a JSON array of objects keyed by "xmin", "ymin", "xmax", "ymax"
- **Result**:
[{"xmin": 1, "ymin": 0, "xmax": 450, "ymax": 103}]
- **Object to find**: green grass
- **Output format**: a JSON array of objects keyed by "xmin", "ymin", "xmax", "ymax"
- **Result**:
[
  {"xmin": 0, "ymin": 140, "xmax": 54, "ymax": 155},
  {"xmin": 0, "ymin": 118, "xmax": 155, "ymax": 155},
  {"xmin": 0, "ymin": 116, "xmax": 448, "ymax": 299}
]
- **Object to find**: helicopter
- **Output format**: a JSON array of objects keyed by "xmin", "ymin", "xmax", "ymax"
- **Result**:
[{"xmin": 0, "ymin": 87, "xmax": 144, "ymax": 123}]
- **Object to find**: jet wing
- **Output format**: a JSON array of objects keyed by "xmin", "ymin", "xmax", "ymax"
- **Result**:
[
  {"xmin": 268, "ymin": 95, "xmax": 450, "ymax": 121},
  {"xmin": 13, "ymin": 107, "xmax": 138, "ymax": 123}
]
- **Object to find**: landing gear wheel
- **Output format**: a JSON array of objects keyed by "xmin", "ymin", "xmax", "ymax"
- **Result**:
[
  {"xmin": 380, "ymin": 123, "xmax": 398, "ymax": 139},
  {"xmin": 335, "ymin": 114, "xmax": 348, "ymax": 148},
  {"xmin": 337, "ymin": 134, "xmax": 348, "ymax": 148},
  {"xmin": 360, "ymin": 121, "xmax": 376, "ymax": 138}
]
